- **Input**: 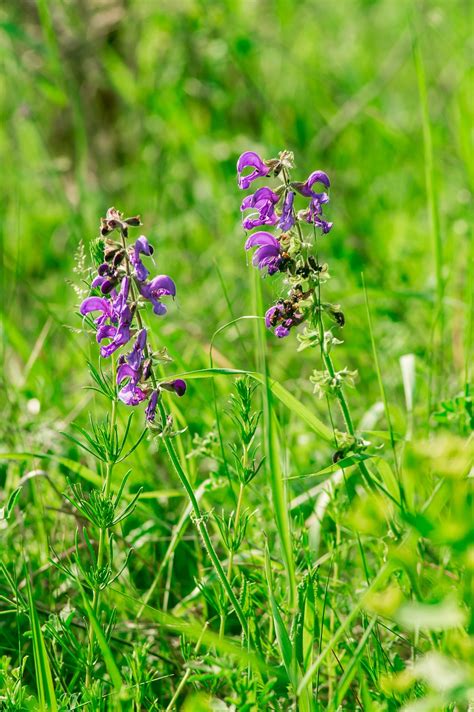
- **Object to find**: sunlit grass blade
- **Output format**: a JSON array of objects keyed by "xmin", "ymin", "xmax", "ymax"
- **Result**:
[
  {"xmin": 26, "ymin": 572, "xmax": 58, "ymax": 712},
  {"xmin": 333, "ymin": 616, "xmax": 377, "ymax": 708},
  {"xmin": 80, "ymin": 583, "xmax": 124, "ymax": 699},
  {"xmin": 253, "ymin": 271, "xmax": 297, "ymax": 609}
]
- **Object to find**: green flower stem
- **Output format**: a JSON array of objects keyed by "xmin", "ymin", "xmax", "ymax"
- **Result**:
[
  {"xmin": 85, "ymin": 358, "xmax": 117, "ymax": 688},
  {"xmin": 220, "ymin": 480, "xmax": 245, "ymax": 639},
  {"xmin": 289, "ymin": 181, "xmax": 374, "ymax": 489},
  {"xmin": 119, "ymin": 230, "xmax": 249, "ymax": 640},
  {"xmin": 157, "ymin": 399, "xmax": 249, "ymax": 640}
]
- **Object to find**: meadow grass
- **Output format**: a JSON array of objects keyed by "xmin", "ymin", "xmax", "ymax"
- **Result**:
[{"xmin": 0, "ymin": 1, "xmax": 473, "ymax": 710}]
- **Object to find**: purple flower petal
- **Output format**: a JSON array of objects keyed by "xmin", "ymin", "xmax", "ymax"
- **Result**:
[
  {"xmin": 148, "ymin": 275, "xmax": 176, "ymax": 297},
  {"xmin": 241, "ymin": 187, "xmax": 279, "ymax": 229},
  {"xmin": 96, "ymin": 325, "xmax": 117, "ymax": 343},
  {"xmin": 300, "ymin": 170, "xmax": 331, "ymax": 197},
  {"xmin": 245, "ymin": 231, "xmax": 279, "ymax": 250},
  {"xmin": 80, "ymin": 296, "xmax": 111, "ymax": 317},
  {"xmin": 278, "ymin": 191, "xmax": 295, "ymax": 231},
  {"xmin": 145, "ymin": 390, "xmax": 159, "ymax": 421},
  {"xmin": 118, "ymin": 382, "xmax": 148, "ymax": 406},
  {"xmin": 253, "ymin": 244, "xmax": 280, "ymax": 267},
  {"xmin": 160, "ymin": 379, "xmax": 187, "ymax": 397},
  {"xmin": 116, "ymin": 363, "xmax": 137, "ymax": 385},
  {"xmin": 237, "ymin": 151, "xmax": 270, "ymax": 190},
  {"xmin": 125, "ymin": 329, "xmax": 147, "ymax": 371},
  {"xmin": 275, "ymin": 325, "xmax": 290, "ymax": 338},
  {"xmin": 135, "ymin": 236, "xmax": 154, "ymax": 256}
]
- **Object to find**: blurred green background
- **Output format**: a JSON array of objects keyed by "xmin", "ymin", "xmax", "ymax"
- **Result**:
[{"xmin": 0, "ymin": 0, "xmax": 472, "ymax": 442}]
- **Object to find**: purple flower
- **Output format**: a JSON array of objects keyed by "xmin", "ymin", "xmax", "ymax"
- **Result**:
[
  {"xmin": 245, "ymin": 232, "xmax": 283, "ymax": 276},
  {"xmin": 265, "ymin": 304, "xmax": 284, "ymax": 329},
  {"xmin": 116, "ymin": 363, "xmax": 147, "ymax": 405},
  {"xmin": 265, "ymin": 302, "xmax": 303, "ymax": 338},
  {"xmin": 80, "ymin": 296, "xmax": 115, "ymax": 328},
  {"xmin": 275, "ymin": 324, "xmax": 290, "ymax": 338},
  {"xmin": 278, "ymin": 191, "xmax": 295, "ymax": 231},
  {"xmin": 115, "ymin": 329, "xmax": 151, "ymax": 405},
  {"xmin": 140, "ymin": 275, "xmax": 176, "ymax": 316},
  {"xmin": 299, "ymin": 171, "xmax": 330, "ymax": 198},
  {"xmin": 145, "ymin": 390, "xmax": 159, "ymax": 422},
  {"xmin": 130, "ymin": 236, "xmax": 154, "ymax": 282},
  {"xmin": 126, "ymin": 328, "xmax": 147, "ymax": 370},
  {"xmin": 237, "ymin": 151, "xmax": 270, "ymax": 190},
  {"xmin": 240, "ymin": 187, "xmax": 279, "ymax": 230},
  {"xmin": 304, "ymin": 196, "xmax": 333, "ymax": 234},
  {"xmin": 94, "ymin": 278, "xmax": 133, "ymax": 358},
  {"xmin": 160, "ymin": 379, "xmax": 187, "ymax": 397}
]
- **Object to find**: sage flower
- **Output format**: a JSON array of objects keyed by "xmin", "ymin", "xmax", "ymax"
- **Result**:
[
  {"xmin": 245, "ymin": 232, "xmax": 283, "ymax": 275},
  {"xmin": 240, "ymin": 187, "xmax": 279, "ymax": 230},
  {"xmin": 130, "ymin": 236, "xmax": 154, "ymax": 282},
  {"xmin": 237, "ymin": 151, "xmax": 270, "ymax": 190},
  {"xmin": 139, "ymin": 275, "xmax": 176, "ymax": 315},
  {"xmin": 298, "ymin": 170, "xmax": 330, "ymax": 198}
]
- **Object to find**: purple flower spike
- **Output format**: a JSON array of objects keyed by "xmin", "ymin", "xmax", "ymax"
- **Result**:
[
  {"xmin": 245, "ymin": 231, "xmax": 282, "ymax": 275},
  {"xmin": 145, "ymin": 390, "xmax": 159, "ymax": 422},
  {"xmin": 131, "ymin": 236, "xmax": 155, "ymax": 282},
  {"xmin": 161, "ymin": 379, "xmax": 187, "ymax": 397},
  {"xmin": 140, "ymin": 275, "xmax": 176, "ymax": 316},
  {"xmin": 278, "ymin": 191, "xmax": 295, "ymax": 231},
  {"xmin": 300, "ymin": 170, "xmax": 331, "ymax": 197},
  {"xmin": 240, "ymin": 187, "xmax": 279, "ymax": 230},
  {"xmin": 237, "ymin": 151, "xmax": 270, "ymax": 190}
]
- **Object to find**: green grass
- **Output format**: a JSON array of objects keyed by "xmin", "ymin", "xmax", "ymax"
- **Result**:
[{"xmin": 0, "ymin": 0, "xmax": 473, "ymax": 710}]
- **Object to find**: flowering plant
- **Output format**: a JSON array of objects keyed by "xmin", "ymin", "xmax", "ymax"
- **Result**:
[
  {"xmin": 237, "ymin": 150, "xmax": 367, "ymax": 464},
  {"xmin": 80, "ymin": 207, "xmax": 186, "ymax": 423}
]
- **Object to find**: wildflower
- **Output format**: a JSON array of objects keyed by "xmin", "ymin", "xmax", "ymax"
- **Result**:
[
  {"xmin": 116, "ymin": 363, "xmax": 148, "ymax": 405},
  {"xmin": 240, "ymin": 187, "xmax": 279, "ymax": 230},
  {"xmin": 237, "ymin": 151, "xmax": 270, "ymax": 190},
  {"xmin": 245, "ymin": 232, "xmax": 283, "ymax": 276},
  {"xmin": 139, "ymin": 275, "xmax": 176, "ymax": 316},
  {"xmin": 130, "ymin": 236, "xmax": 154, "ymax": 282},
  {"xmin": 278, "ymin": 191, "xmax": 295, "ymax": 231}
]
